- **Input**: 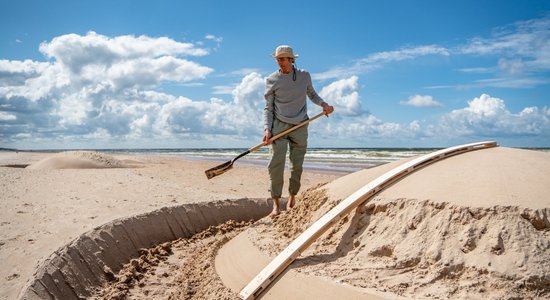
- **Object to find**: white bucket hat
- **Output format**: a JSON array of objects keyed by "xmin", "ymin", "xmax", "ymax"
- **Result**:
[{"xmin": 272, "ymin": 45, "xmax": 299, "ymax": 59}]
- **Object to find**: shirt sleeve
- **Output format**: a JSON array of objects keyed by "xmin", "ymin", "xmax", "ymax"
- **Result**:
[
  {"xmin": 305, "ymin": 72, "xmax": 326, "ymax": 106},
  {"xmin": 264, "ymin": 76, "xmax": 276, "ymax": 130}
]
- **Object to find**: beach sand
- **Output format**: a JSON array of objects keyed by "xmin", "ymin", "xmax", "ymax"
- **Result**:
[
  {"xmin": 81, "ymin": 146, "xmax": 550, "ymax": 299},
  {"xmin": 0, "ymin": 151, "xmax": 339, "ymax": 300},
  {"xmin": 3, "ymin": 147, "xmax": 549, "ymax": 299},
  {"xmin": 236, "ymin": 147, "xmax": 550, "ymax": 299}
]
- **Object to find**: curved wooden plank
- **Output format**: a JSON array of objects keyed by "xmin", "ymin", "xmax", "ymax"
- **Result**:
[{"xmin": 239, "ymin": 141, "xmax": 498, "ymax": 300}]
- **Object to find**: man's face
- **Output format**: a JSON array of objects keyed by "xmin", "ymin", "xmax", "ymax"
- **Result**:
[{"xmin": 276, "ymin": 57, "xmax": 293, "ymax": 71}]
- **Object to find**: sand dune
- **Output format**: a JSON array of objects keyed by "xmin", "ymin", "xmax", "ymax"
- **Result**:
[{"xmin": 26, "ymin": 151, "xmax": 130, "ymax": 170}]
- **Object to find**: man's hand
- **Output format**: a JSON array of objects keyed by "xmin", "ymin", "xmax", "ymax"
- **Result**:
[
  {"xmin": 263, "ymin": 128, "xmax": 272, "ymax": 145},
  {"xmin": 322, "ymin": 103, "xmax": 334, "ymax": 116}
]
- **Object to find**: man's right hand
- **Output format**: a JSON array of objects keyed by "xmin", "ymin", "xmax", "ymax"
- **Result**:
[{"xmin": 263, "ymin": 129, "xmax": 272, "ymax": 145}]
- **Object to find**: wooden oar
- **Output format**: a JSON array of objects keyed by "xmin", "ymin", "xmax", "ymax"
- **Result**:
[{"xmin": 205, "ymin": 112, "xmax": 328, "ymax": 179}]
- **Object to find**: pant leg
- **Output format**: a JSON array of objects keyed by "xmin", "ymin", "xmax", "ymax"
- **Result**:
[
  {"xmin": 288, "ymin": 123, "xmax": 308, "ymax": 196},
  {"xmin": 268, "ymin": 119, "xmax": 290, "ymax": 198}
]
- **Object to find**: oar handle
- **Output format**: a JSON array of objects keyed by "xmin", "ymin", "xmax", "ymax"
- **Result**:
[{"xmin": 248, "ymin": 111, "xmax": 328, "ymax": 153}]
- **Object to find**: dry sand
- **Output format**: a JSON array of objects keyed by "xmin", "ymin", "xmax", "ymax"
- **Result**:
[
  {"xmin": 3, "ymin": 147, "xmax": 549, "ymax": 300},
  {"xmin": 240, "ymin": 147, "xmax": 550, "ymax": 299},
  {"xmin": 73, "ymin": 146, "xmax": 549, "ymax": 300},
  {"xmin": 0, "ymin": 151, "xmax": 339, "ymax": 300}
]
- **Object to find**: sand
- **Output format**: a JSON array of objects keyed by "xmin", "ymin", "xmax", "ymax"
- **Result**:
[
  {"xmin": 3, "ymin": 147, "xmax": 549, "ymax": 299},
  {"xmin": 0, "ymin": 151, "xmax": 339, "ymax": 300},
  {"xmin": 238, "ymin": 147, "xmax": 550, "ymax": 299}
]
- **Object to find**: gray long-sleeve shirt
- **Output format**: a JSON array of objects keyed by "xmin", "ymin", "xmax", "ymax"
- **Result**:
[{"xmin": 264, "ymin": 68, "xmax": 326, "ymax": 130}]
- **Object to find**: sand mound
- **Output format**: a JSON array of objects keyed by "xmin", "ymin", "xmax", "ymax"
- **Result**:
[
  {"xmin": 26, "ymin": 151, "xmax": 127, "ymax": 170},
  {"xmin": 256, "ymin": 199, "xmax": 549, "ymax": 298},
  {"xmin": 246, "ymin": 147, "xmax": 550, "ymax": 299}
]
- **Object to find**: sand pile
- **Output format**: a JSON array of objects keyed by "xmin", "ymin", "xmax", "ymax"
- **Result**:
[
  {"xmin": 246, "ymin": 147, "xmax": 550, "ymax": 299},
  {"xmin": 92, "ymin": 220, "xmax": 252, "ymax": 299},
  {"xmin": 26, "ymin": 151, "xmax": 129, "ymax": 169},
  {"xmin": 250, "ymin": 198, "xmax": 549, "ymax": 299}
]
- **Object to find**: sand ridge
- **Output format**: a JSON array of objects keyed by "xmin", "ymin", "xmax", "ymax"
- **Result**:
[{"xmin": 26, "ymin": 151, "xmax": 133, "ymax": 170}]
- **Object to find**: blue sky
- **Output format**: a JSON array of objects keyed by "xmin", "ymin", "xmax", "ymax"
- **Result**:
[{"xmin": 1, "ymin": 0, "xmax": 549, "ymax": 149}]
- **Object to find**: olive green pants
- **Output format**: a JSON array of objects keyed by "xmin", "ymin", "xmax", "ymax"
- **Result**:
[{"xmin": 268, "ymin": 118, "xmax": 308, "ymax": 199}]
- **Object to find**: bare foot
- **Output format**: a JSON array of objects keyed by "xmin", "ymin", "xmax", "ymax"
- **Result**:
[
  {"xmin": 286, "ymin": 194, "xmax": 296, "ymax": 210},
  {"xmin": 270, "ymin": 198, "xmax": 280, "ymax": 217},
  {"xmin": 269, "ymin": 207, "xmax": 280, "ymax": 217}
]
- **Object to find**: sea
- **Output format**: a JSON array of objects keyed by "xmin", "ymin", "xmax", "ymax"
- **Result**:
[
  {"xmin": 93, "ymin": 147, "xmax": 549, "ymax": 174},
  {"xmin": 4, "ymin": 147, "xmax": 547, "ymax": 174},
  {"xmin": 109, "ymin": 148, "xmax": 437, "ymax": 174}
]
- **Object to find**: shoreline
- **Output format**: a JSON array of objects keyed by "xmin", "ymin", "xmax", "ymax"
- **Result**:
[{"xmin": 3, "ymin": 146, "xmax": 549, "ymax": 175}]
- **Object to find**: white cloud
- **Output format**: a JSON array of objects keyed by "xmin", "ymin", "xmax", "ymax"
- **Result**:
[
  {"xmin": 427, "ymin": 77, "xmax": 550, "ymax": 89},
  {"xmin": 105, "ymin": 56, "xmax": 212, "ymax": 90},
  {"xmin": 477, "ymin": 77, "xmax": 550, "ymax": 88},
  {"xmin": 318, "ymin": 76, "xmax": 362, "ymax": 115},
  {"xmin": 205, "ymin": 34, "xmax": 223, "ymax": 43},
  {"xmin": 400, "ymin": 95, "xmax": 442, "ymax": 107},
  {"xmin": 55, "ymin": 94, "xmax": 92, "ymax": 126},
  {"xmin": 313, "ymin": 45, "xmax": 450, "ymax": 80},
  {"xmin": 1, "ymin": 33, "xmax": 213, "ymax": 102},
  {"xmin": 2, "ymin": 31, "xmax": 549, "ymax": 148},
  {"xmin": 26, "ymin": 32, "xmax": 213, "ymax": 100},
  {"xmin": 364, "ymin": 45, "xmax": 450, "ymax": 63},
  {"xmin": 0, "ymin": 60, "xmax": 53, "ymax": 94},
  {"xmin": 0, "ymin": 111, "xmax": 16, "ymax": 121},
  {"xmin": 0, "ymin": 32, "xmax": 216, "ymax": 145},
  {"xmin": 212, "ymin": 85, "xmax": 236, "ymax": 95},
  {"xmin": 204, "ymin": 34, "xmax": 223, "ymax": 51},
  {"xmin": 308, "ymin": 93, "xmax": 549, "ymax": 147},
  {"xmin": 154, "ymin": 96, "xmax": 208, "ymax": 135},
  {"xmin": 314, "ymin": 15, "xmax": 550, "ymax": 92},
  {"xmin": 212, "ymin": 68, "xmax": 265, "ymax": 96},
  {"xmin": 0, "ymin": 62, "xmax": 69, "ymax": 102},
  {"xmin": 232, "ymin": 72, "xmax": 264, "ymax": 109},
  {"xmin": 498, "ymin": 58, "xmax": 526, "ymax": 75},
  {"xmin": 457, "ymin": 67, "xmax": 496, "ymax": 74},
  {"xmin": 436, "ymin": 94, "xmax": 550, "ymax": 137},
  {"xmin": 152, "ymin": 72, "xmax": 265, "ymax": 137},
  {"xmin": 39, "ymin": 32, "xmax": 208, "ymax": 69},
  {"xmin": 459, "ymin": 15, "xmax": 550, "ymax": 74},
  {"xmin": 226, "ymin": 68, "xmax": 261, "ymax": 77},
  {"xmin": 0, "ymin": 59, "xmax": 49, "ymax": 75}
]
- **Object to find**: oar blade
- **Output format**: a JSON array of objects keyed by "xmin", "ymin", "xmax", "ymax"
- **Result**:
[{"xmin": 205, "ymin": 160, "xmax": 233, "ymax": 179}]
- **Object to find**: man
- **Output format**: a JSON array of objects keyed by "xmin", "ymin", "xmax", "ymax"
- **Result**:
[{"xmin": 263, "ymin": 45, "xmax": 334, "ymax": 216}]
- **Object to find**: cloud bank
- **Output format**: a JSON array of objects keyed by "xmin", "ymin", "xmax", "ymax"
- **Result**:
[{"xmin": 1, "ymin": 31, "xmax": 549, "ymax": 148}]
